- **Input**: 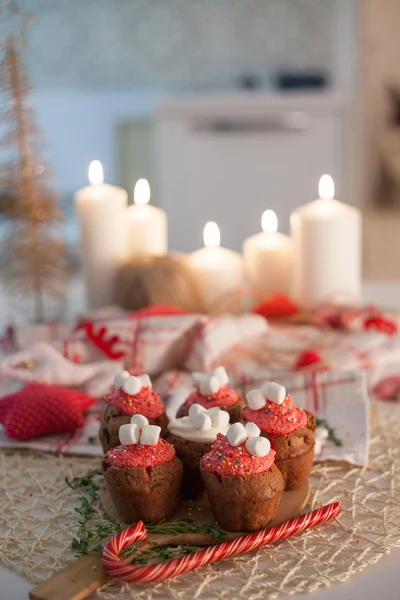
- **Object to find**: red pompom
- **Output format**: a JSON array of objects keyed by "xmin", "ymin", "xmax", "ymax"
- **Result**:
[
  {"xmin": 294, "ymin": 350, "xmax": 323, "ymax": 370},
  {"xmin": 0, "ymin": 383, "xmax": 94, "ymax": 440},
  {"xmin": 253, "ymin": 294, "xmax": 299, "ymax": 320},
  {"xmin": 364, "ymin": 315, "xmax": 398, "ymax": 336}
]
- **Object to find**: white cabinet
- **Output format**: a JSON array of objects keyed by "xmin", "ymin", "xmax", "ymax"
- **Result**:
[{"xmin": 155, "ymin": 92, "xmax": 349, "ymax": 252}]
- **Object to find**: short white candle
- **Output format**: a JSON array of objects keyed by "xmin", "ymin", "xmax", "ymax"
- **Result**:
[
  {"xmin": 74, "ymin": 161, "xmax": 128, "ymax": 309},
  {"xmin": 190, "ymin": 222, "xmax": 243, "ymax": 312},
  {"xmin": 243, "ymin": 210, "xmax": 292, "ymax": 303},
  {"xmin": 126, "ymin": 179, "xmax": 167, "ymax": 257},
  {"xmin": 291, "ymin": 174, "xmax": 361, "ymax": 308}
]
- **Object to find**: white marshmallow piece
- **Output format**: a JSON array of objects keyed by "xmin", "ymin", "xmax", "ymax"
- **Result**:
[
  {"xmin": 140, "ymin": 425, "xmax": 161, "ymax": 446},
  {"xmin": 188, "ymin": 403, "xmax": 206, "ymax": 420},
  {"xmin": 244, "ymin": 421, "xmax": 261, "ymax": 438},
  {"xmin": 226, "ymin": 422, "xmax": 247, "ymax": 447},
  {"xmin": 119, "ymin": 423, "xmax": 140, "ymax": 445},
  {"xmin": 130, "ymin": 414, "xmax": 149, "ymax": 430},
  {"xmin": 212, "ymin": 366, "xmax": 229, "ymax": 386},
  {"xmin": 315, "ymin": 426, "xmax": 329, "ymax": 440},
  {"xmin": 122, "ymin": 376, "xmax": 142, "ymax": 396},
  {"xmin": 138, "ymin": 373, "xmax": 152, "ymax": 389},
  {"xmin": 261, "ymin": 382, "xmax": 286, "ymax": 405},
  {"xmin": 193, "ymin": 413, "xmax": 212, "ymax": 431},
  {"xmin": 246, "ymin": 389, "xmax": 266, "ymax": 410},
  {"xmin": 245, "ymin": 436, "xmax": 271, "ymax": 457},
  {"xmin": 114, "ymin": 370, "xmax": 130, "ymax": 388},
  {"xmin": 192, "ymin": 372, "xmax": 204, "ymax": 386},
  {"xmin": 199, "ymin": 375, "xmax": 221, "ymax": 396},
  {"xmin": 207, "ymin": 407, "xmax": 230, "ymax": 428}
]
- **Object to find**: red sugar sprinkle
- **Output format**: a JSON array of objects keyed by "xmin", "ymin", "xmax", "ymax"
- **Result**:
[
  {"xmin": 105, "ymin": 438, "xmax": 175, "ymax": 469},
  {"xmin": 243, "ymin": 395, "xmax": 307, "ymax": 436},
  {"xmin": 105, "ymin": 386, "xmax": 165, "ymax": 419},
  {"xmin": 184, "ymin": 385, "xmax": 238, "ymax": 410},
  {"xmin": 201, "ymin": 433, "xmax": 276, "ymax": 476}
]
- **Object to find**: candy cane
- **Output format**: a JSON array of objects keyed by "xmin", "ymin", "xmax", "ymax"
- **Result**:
[{"xmin": 102, "ymin": 501, "xmax": 341, "ymax": 584}]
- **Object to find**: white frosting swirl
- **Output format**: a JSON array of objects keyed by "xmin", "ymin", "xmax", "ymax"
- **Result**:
[{"xmin": 168, "ymin": 409, "xmax": 230, "ymax": 443}]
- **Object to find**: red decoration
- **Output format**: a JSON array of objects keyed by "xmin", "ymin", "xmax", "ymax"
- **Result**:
[
  {"xmin": 76, "ymin": 322, "xmax": 124, "ymax": 360},
  {"xmin": 0, "ymin": 383, "xmax": 94, "ymax": 440},
  {"xmin": 127, "ymin": 305, "xmax": 188, "ymax": 318},
  {"xmin": 102, "ymin": 502, "xmax": 342, "ymax": 583},
  {"xmin": 294, "ymin": 349, "xmax": 323, "ymax": 370},
  {"xmin": 363, "ymin": 315, "xmax": 398, "ymax": 336},
  {"xmin": 253, "ymin": 294, "xmax": 299, "ymax": 320}
]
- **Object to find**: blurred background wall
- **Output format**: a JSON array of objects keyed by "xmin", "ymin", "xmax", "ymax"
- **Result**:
[{"xmin": 17, "ymin": 0, "xmax": 342, "ymax": 198}]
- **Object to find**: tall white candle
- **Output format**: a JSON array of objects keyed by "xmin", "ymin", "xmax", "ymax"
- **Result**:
[
  {"xmin": 291, "ymin": 175, "xmax": 361, "ymax": 308},
  {"xmin": 126, "ymin": 179, "xmax": 167, "ymax": 257},
  {"xmin": 74, "ymin": 160, "xmax": 128, "ymax": 309},
  {"xmin": 243, "ymin": 210, "xmax": 292, "ymax": 303},
  {"xmin": 189, "ymin": 222, "xmax": 243, "ymax": 312}
]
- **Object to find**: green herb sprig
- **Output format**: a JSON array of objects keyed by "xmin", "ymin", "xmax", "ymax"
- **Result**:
[
  {"xmin": 65, "ymin": 469, "xmax": 225, "ymax": 561},
  {"xmin": 316, "ymin": 418, "xmax": 343, "ymax": 447}
]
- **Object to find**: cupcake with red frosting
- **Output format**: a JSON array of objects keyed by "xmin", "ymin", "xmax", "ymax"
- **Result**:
[
  {"xmin": 177, "ymin": 367, "xmax": 243, "ymax": 423},
  {"xmin": 99, "ymin": 371, "xmax": 169, "ymax": 453},
  {"xmin": 200, "ymin": 422, "xmax": 284, "ymax": 532},
  {"xmin": 167, "ymin": 403, "xmax": 230, "ymax": 500},
  {"xmin": 102, "ymin": 416, "xmax": 182, "ymax": 523},
  {"xmin": 243, "ymin": 382, "xmax": 315, "ymax": 490}
]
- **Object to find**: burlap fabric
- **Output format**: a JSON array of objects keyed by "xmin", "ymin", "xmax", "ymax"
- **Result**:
[{"xmin": 0, "ymin": 402, "xmax": 399, "ymax": 599}]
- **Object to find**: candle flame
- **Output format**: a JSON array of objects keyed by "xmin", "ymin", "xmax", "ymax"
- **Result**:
[
  {"xmin": 88, "ymin": 160, "xmax": 104, "ymax": 185},
  {"xmin": 134, "ymin": 178, "xmax": 151, "ymax": 205},
  {"xmin": 261, "ymin": 209, "xmax": 278, "ymax": 234},
  {"xmin": 318, "ymin": 174, "xmax": 335, "ymax": 200},
  {"xmin": 203, "ymin": 221, "xmax": 220, "ymax": 248}
]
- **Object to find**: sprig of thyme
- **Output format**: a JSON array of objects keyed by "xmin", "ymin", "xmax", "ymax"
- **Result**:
[
  {"xmin": 316, "ymin": 418, "xmax": 343, "ymax": 447},
  {"xmin": 65, "ymin": 469, "xmax": 225, "ymax": 560}
]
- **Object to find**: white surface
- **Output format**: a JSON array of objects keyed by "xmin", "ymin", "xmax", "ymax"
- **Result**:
[
  {"xmin": 155, "ymin": 91, "xmax": 350, "ymax": 250},
  {"xmin": 1, "ymin": 280, "xmax": 400, "ymax": 599}
]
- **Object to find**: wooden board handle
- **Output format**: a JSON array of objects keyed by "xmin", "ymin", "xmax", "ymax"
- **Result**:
[{"xmin": 29, "ymin": 554, "xmax": 109, "ymax": 600}]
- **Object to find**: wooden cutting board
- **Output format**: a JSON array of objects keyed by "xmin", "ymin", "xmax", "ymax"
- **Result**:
[{"xmin": 30, "ymin": 481, "xmax": 310, "ymax": 600}]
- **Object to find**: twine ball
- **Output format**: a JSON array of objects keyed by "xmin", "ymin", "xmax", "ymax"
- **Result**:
[{"xmin": 116, "ymin": 254, "xmax": 207, "ymax": 313}]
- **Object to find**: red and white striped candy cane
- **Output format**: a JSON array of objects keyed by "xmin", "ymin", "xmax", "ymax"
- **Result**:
[{"xmin": 102, "ymin": 501, "xmax": 342, "ymax": 584}]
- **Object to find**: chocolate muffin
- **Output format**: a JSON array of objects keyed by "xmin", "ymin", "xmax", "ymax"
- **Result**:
[
  {"xmin": 177, "ymin": 367, "xmax": 243, "ymax": 423},
  {"xmin": 102, "ymin": 422, "xmax": 182, "ymax": 523},
  {"xmin": 243, "ymin": 382, "xmax": 315, "ymax": 491},
  {"xmin": 200, "ymin": 423, "xmax": 284, "ymax": 532},
  {"xmin": 167, "ymin": 404, "xmax": 230, "ymax": 499},
  {"xmin": 99, "ymin": 370, "xmax": 168, "ymax": 453}
]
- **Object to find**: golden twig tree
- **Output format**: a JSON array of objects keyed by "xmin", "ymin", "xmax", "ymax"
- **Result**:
[{"xmin": 0, "ymin": 35, "xmax": 68, "ymax": 322}]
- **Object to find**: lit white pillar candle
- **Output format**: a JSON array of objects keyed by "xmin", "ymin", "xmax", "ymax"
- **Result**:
[
  {"xmin": 74, "ymin": 160, "xmax": 128, "ymax": 309},
  {"xmin": 189, "ymin": 222, "xmax": 243, "ymax": 312},
  {"xmin": 126, "ymin": 179, "xmax": 167, "ymax": 257},
  {"xmin": 291, "ymin": 174, "xmax": 361, "ymax": 308},
  {"xmin": 243, "ymin": 210, "xmax": 292, "ymax": 303}
]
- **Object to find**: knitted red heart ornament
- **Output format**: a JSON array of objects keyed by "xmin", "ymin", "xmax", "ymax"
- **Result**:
[{"xmin": 0, "ymin": 383, "xmax": 95, "ymax": 440}]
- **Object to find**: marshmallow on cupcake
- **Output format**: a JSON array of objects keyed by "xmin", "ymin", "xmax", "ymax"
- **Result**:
[{"xmin": 176, "ymin": 366, "xmax": 244, "ymax": 423}]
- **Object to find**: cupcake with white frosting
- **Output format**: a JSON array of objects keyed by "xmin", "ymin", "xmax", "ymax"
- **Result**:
[{"xmin": 167, "ymin": 403, "xmax": 230, "ymax": 499}]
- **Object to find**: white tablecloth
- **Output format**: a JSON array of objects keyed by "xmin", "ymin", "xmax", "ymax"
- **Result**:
[{"xmin": 1, "ymin": 279, "xmax": 400, "ymax": 600}]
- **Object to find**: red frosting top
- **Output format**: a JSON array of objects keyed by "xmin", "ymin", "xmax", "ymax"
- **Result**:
[
  {"xmin": 183, "ymin": 385, "xmax": 239, "ymax": 410},
  {"xmin": 105, "ymin": 386, "xmax": 165, "ymax": 419},
  {"xmin": 105, "ymin": 438, "xmax": 176, "ymax": 468},
  {"xmin": 201, "ymin": 433, "xmax": 276, "ymax": 476},
  {"xmin": 243, "ymin": 395, "xmax": 307, "ymax": 437}
]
